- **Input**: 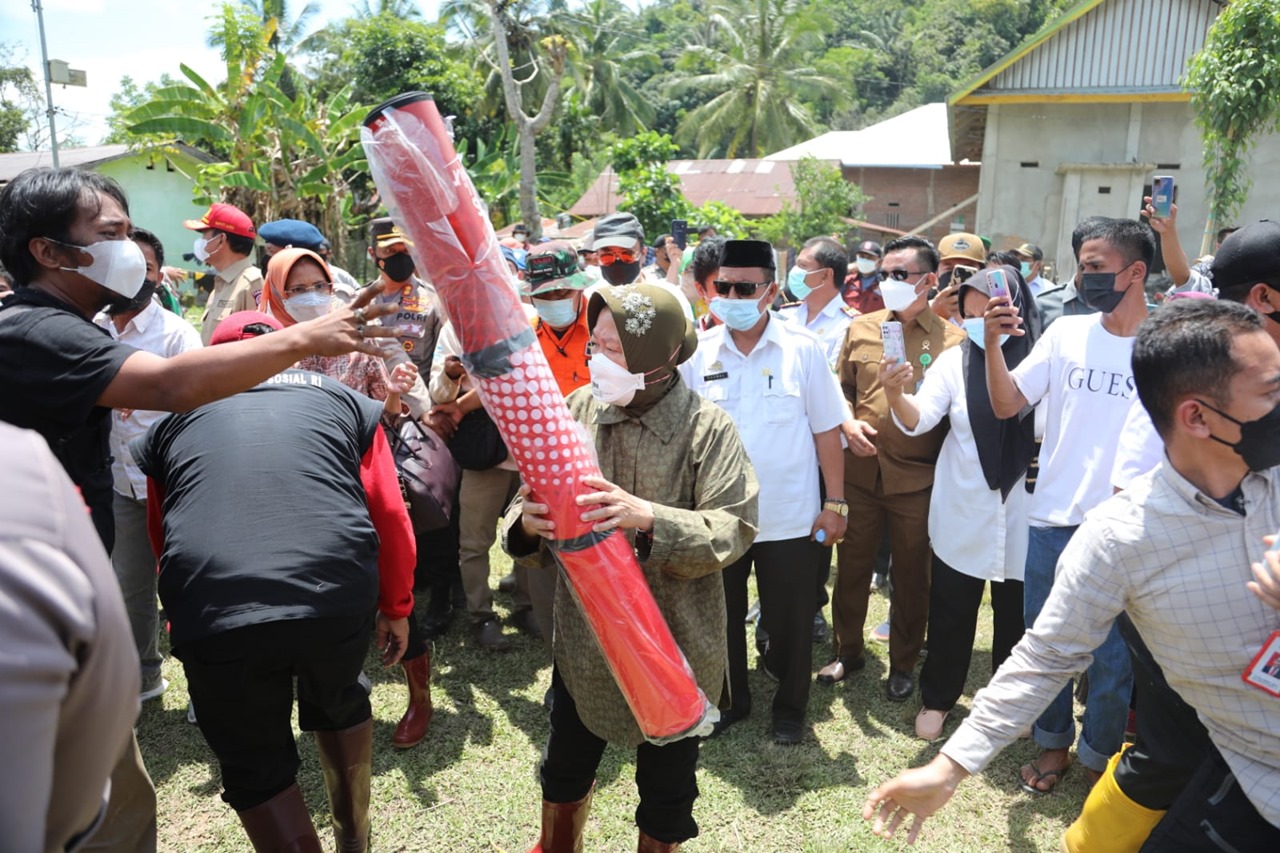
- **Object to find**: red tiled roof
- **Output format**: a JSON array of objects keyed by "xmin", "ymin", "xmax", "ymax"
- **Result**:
[{"xmin": 567, "ymin": 159, "xmax": 834, "ymax": 218}]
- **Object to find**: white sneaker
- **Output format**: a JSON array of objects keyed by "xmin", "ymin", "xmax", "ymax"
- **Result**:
[{"xmin": 139, "ymin": 676, "xmax": 169, "ymax": 702}]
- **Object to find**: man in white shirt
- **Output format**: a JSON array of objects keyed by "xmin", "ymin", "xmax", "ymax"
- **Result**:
[
  {"xmin": 778, "ymin": 236, "xmax": 859, "ymax": 642},
  {"xmin": 96, "ymin": 228, "xmax": 202, "ymax": 701},
  {"xmin": 983, "ymin": 217, "xmax": 1152, "ymax": 791},
  {"xmin": 681, "ymin": 239, "xmax": 848, "ymax": 745},
  {"xmin": 865, "ymin": 298, "xmax": 1280, "ymax": 850},
  {"xmin": 778, "ymin": 236, "xmax": 859, "ymax": 370}
]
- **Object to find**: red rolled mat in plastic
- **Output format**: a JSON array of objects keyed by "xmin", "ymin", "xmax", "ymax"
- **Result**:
[{"xmin": 361, "ymin": 93, "xmax": 716, "ymax": 743}]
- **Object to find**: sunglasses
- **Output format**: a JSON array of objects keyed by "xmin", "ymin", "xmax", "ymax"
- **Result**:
[
  {"xmin": 597, "ymin": 248, "xmax": 638, "ymax": 266},
  {"xmin": 712, "ymin": 279, "xmax": 770, "ymax": 298},
  {"xmin": 884, "ymin": 268, "xmax": 929, "ymax": 282}
]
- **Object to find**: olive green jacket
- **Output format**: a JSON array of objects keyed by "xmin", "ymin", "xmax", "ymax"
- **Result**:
[{"xmin": 502, "ymin": 377, "xmax": 758, "ymax": 746}]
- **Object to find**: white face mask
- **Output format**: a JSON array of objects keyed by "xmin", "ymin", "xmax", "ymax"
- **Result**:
[
  {"xmin": 57, "ymin": 238, "xmax": 147, "ymax": 298},
  {"xmin": 855, "ymin": 257, "xmax": 878, "ymax": 275},
  {"xmin": 192, "ymin": 234, "xmax": 215, "ymax": 264},
  {"xmin": 285, "ymin": 291, "xmax": 332, "ymax": 322},
  {"xmin": 589, "ymin": 352, "xmax": 646, "ymax": 407},
  {"xmin": 881, "ymin": 278, "xmax": 923, "ymax": 312}
]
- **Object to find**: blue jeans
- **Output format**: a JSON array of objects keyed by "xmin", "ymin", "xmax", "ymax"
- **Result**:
[{"xmin": 1024, "ymin": 525, "xmax": 1133, "ymax": 772}]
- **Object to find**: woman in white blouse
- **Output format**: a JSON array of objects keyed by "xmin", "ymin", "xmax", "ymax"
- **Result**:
[{"xmin": 879, "ymin": 266, "xmax": 1041, "ymax": 741}]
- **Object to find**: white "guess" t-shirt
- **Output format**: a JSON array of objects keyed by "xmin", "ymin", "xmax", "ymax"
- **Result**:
[{"xmin": 1012, "ymin": 313, "xmax": 1137, "ymax": 527}]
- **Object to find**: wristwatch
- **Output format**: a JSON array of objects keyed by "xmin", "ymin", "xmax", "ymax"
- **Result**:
[{"xmin": 823, "ymin": 498, "xmax": 849, "ymax": 518}]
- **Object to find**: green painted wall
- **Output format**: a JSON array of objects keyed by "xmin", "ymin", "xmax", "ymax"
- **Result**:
[{"xmin": 97, "ymin": 151, "xmax": 210, "ymax": 274}]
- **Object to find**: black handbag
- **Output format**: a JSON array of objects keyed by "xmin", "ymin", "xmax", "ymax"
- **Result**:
[
  {"xmin": 382, "ymin": 415, "xmax": 460, "ymax": 532},
  {"xmin": 447, "ymin": 408, "xmax": 509, "ymax": 471}
]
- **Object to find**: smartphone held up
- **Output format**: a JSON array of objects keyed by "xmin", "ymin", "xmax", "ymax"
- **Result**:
[
  {"xmin": 881, "ymin": 320, "xmax": 907, "ymax": 365},
  {"xmin": 1151, "ymin": 175, "xmax": 1175, "ymax": 219}
]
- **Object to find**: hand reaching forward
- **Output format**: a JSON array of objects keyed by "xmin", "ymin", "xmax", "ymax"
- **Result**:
[{"xmin": 862, "ymin": 754, "xmax": 969, "ymax": 845}]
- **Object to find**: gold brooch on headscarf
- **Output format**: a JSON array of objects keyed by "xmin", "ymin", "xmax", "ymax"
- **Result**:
[{"xmin": 619, "ymin": 287, "xmax": 656, "ymax": 337}]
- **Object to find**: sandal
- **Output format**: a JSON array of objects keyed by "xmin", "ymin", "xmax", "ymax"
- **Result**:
[{"xmin": 1018, "ymin": 757, "xmax": 1071, "ymax": 795}]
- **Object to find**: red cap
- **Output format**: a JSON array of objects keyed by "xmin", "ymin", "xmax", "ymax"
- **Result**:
[
  {"xmin": 184, "ymin": 203, "xmax": 257, "ymax": 239},
  {"xmin": 210, "ymin": 310, "xmax": 282, "ymax": 345}
]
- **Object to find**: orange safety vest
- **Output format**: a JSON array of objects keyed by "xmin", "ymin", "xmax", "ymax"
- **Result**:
[{"xmin": 534, "ymin": 310, "xmax": 591, "ymax": 398}]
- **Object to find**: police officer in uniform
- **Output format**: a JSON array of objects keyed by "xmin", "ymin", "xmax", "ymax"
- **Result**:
[{"xmin": 366, "ymin": 217, "xmax": 442, "ymax": 419}]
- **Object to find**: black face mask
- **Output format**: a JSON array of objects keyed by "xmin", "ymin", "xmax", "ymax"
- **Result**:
[
  {"xmin": 379, "ymin": 252, "xmax": 415, "ymax": 283},
  {"xmin": 1198, "ymin": 398, "xmax": 1280, "ymax": 472},
  {"xmin": 105, "ymin": 279, "xmax": 158, "ymax": 316},
  {"xmin": 1079, "ymin": 261, "xmax": 1136, "ymax": 313},
  {"xmin": 601, "ymin": 260, "xmax": 641, "ymax": 286}
]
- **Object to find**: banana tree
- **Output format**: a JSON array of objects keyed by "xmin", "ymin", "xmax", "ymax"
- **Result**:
[{"xmin": 124, "ymin": 27, "xmax": 371, "ymax": 258}]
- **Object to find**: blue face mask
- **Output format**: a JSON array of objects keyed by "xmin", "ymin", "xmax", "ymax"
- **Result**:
[
  {"xmin": 962, "ymin": 317, "xmax": 1008, "ymax": 350},
  {"xmin": 711, "ymin": 295, "xmax": 767, "ymax": 332},
  {"xmin": 787, "ymin": 266, "xmax": 816, "ymax": 301},
  {"xmin": 532, "ymin": 295, "xmax": 579, "ymax": 328},
  {"xmin": 1020, "ymin": 261, "xmax": 1033, "ymax": 279}
]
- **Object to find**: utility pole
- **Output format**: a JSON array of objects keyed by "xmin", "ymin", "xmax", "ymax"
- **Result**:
[{"xmin": 33, "ymin": 0, "xmax": 58, "ymax": 167}]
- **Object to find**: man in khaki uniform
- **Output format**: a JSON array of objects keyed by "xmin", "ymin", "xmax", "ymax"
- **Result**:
[
  {"xmin": 0, "ymin": 423, "xmax": 142, "ymax": 852},
  {"xmin": 184, "ymin": 202, "xmax": 262, "ymax": 345},
  {"xmin": 823, "ymin": 235, "xmax": 966, "ymax": 702}
]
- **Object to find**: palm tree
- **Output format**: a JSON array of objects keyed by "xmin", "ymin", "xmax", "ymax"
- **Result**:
[
  {"xmin": 559, "ymin": 0, "xmax": 657, "ymax": 137},
  {"xmin": 351, "ymin": 0, "xmax": 423, "ymax": 18},
  {"xmin": 248, "ymin": 0, "xmax": 320, "ymax": 51},
  {"xmin": 667, "ymin": 0, "xmax": 848, "ymax": 158},
  {"xmin": 441, "ymin": 0, "xmax": 554, "ymax": 117}
]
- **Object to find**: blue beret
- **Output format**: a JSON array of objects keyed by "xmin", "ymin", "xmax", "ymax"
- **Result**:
[
  {"xmin": 501, "ymin": 245, "xmax": 528, "ymax": 271},
  {"xmin": 258, "ymin": 219, "xmax": 325, "ymax": 251}
]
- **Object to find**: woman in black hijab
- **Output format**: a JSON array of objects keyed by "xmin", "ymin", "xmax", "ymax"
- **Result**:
[{"xmin": 878, "ymin": 266, "xmax": 1040, "ymax": 742}]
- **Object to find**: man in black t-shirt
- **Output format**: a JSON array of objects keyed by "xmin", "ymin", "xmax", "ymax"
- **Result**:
[
  {"xmin": 0, "ymin": 167, "xmax": 397, "ymax": 553},
  {"xmin": 133, "ymin": 343, "xmax": 415, "ymax": 850}
]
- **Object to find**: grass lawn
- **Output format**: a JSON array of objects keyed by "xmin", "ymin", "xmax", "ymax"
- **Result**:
[{"xmin": 141, "ymin": 546, "xmax": 1088, "ymax": 852}]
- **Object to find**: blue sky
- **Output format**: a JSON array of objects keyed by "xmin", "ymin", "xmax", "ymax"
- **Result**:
[{"xmin": 2, "ymin": 0, "xmax": 445, "ymax": 146}]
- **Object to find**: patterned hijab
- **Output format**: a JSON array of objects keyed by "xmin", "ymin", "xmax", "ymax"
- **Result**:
[{"xmin": 587, "ymin": 283, "xmax": 697, "ymax": 414}]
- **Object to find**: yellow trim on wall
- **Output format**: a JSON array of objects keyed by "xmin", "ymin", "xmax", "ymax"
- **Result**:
[
  {"xmin": 960, "ymin": 91, "xmax": 1191, "ymax": 106},
  {"xmin": 948, "ymin": 0, "xmax": 1107, "ymax": 106}
]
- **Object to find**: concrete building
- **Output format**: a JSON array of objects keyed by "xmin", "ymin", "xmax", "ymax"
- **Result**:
[
  {"xmin": 0, "ymin": 144, "xmax": 217, "ymax": 274},
  {"xmin": 949, "ymin": 0, "xmax": 1280, "ymax": 280},
  {"xmin": 768, "ymin": 103, "xmax": 981, "ymax": 246}
]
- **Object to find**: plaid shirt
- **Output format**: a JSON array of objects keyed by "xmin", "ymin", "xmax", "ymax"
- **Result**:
[{"xmin": 942, "ymin": 460, "xmax": 1280, "ymax": 826}]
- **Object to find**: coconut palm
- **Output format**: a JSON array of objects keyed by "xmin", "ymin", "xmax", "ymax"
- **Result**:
[
  {"xmin": 352, "ymin": 0, "xmax": 423, "ymax": 18},
  {"xmin": 559, "ymin": 0, "xmax": 657, "ymax": 137},
  {"xmin": 667, "ymin": 0, "xmax": 848, "ymax": 158}
]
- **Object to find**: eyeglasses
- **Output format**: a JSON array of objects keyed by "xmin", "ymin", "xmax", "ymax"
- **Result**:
[
  {"xmin": 597, "ymin": 248, "xmax": 638, "ymax": 266},
  {"xmin": 284, "ymin": 281, "xmax": 334, "ymax": 297},
  {"xmin": 712, "ymin": 279, "xmax": 770, "ymax": 298},
  {"xmin": 884, "ymin": 268, "xmax": 929, "ymax": 282}
]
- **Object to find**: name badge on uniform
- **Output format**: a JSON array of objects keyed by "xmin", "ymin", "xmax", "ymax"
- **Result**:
[
  {"xmin": 1242, "ymin": 629, "xmax": 1280, "ymax": 698},
  {"xmin": 704, "ymin": 360, "xmax": 727, "ymax": 382},
  {"xmin": 397, "ymin": 321, "xmax": 426, "ymax": 337}
]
